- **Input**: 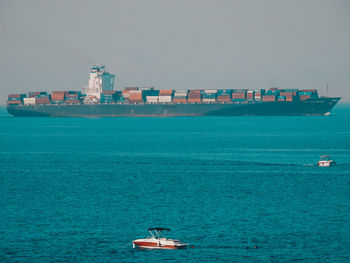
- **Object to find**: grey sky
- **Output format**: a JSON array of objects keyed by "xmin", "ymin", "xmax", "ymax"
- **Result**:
[{"xmin": 1, "ymin": 0, "xmax": 349, "ymax": 104}]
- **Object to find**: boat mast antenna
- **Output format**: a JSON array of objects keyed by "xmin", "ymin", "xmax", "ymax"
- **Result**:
[{"xmin": 326, "ymin": 83, "xmax": 330, "ymax": 96}]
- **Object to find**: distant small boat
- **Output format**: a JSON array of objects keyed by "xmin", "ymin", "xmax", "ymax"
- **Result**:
[
  {"xmin": 318, "ymin": 155, "xmax": 336, "ymax": 167},
  {"xmin": 132, "ymin": 228, "xmax": 188, "ymax": 249}
]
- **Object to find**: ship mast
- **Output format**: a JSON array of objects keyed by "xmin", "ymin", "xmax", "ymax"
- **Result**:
[{"xmin": 326, "ymin": 83, "xmax": 330, "ymax": 96}]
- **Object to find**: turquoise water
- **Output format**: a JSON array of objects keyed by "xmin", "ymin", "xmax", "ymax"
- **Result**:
[{"xmin": 1, "ymin": 105, "xmax": 350, "ymax": 262}]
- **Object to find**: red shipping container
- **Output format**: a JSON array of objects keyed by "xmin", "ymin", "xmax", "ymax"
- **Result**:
[
  {"xmin": 52, "ymin": 91, "xmax": 67, "ymax": 95},
  {"xmin": 7, "ymin": 100, "xmax": 22, "ymax": 104},
  {"xmin": 301, "ymin": 89, "xmax": 316, "ymax": 93},
  {"xmin": 262, "ymin": 95, "xmax": 276, "ymax": 102},
  {"xmin": 66, "ymin": 100, "xmax": 80, "ymax": 104},
  {"xmin": 8, "ymin": 94, "xmax": 22, "ymax": 98},
  {"xmin": 217, "ymin": 95, "xmax": 231, "ymax": 102},
  {"xmin": 232, "ymin": 92, "xmax": 246, "ymax": 99},
  {"xmin": 173, "ymin": 98, "xmax": 187, "ymax": 103},
  {"xmin": 188, "ymin": 98, "xmax": 201, "ymax": 103},
  {"xmin": 159, "ymin": 90, "xmax": 173, "ymax": 94}
]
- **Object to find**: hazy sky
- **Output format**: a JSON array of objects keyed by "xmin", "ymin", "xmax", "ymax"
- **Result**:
[{"xmin": 1, "ymin": 0, "xmax": 349, "ymax": 103}]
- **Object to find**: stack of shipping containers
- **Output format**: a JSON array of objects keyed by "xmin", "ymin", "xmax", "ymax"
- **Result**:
[
  {"xmin": 100, "ymin": 91, "xmax": 117, "ymax": 104},
  {"xmin": 144, "ymin": 88, "xmax": 159, "ymax": 103},
  {"xmin": 202, "ymin": 90, "xmax": 217, "ymax": 103},
  {"xmin": 122, "ymin": 87, "xmax": 139, "ymax": 101},
  {"xmin": 262, "ymin": 89, "xmax": 278, "ymax": 102},
  {"xmin": 7, "ymin": 94, "xmax": 26, "ymax": 105},
  {"xmin": 23, "ymin": 97, "xmax": 36, "ymax": 105},
  {"xmin": 188, "ymin": 90, "xmax": 201, "ymax": 103},
  {"xmin": 232, "ymin": 89, "xmax": 247, "ymax": 102},
  {"xmin": 129, "ymin": 89, "xmax": 143, "ymax": 103},
  {"xmin": 173, "ymin": 91, "xmax": 187, "ymax": 103},
  {"xmin": 246, "ymin": 91, "xmax": 254, "ymax": 102},
  {"xmin": 217, "ymin": 90, "xmax": 232, "ymax": 103},
  {"xmin": 254, "ymin": 90, "xmax": 264, "ymax": 101},
  {"xmin": 65, "ymin": 91, "xmax": 81, "ymax": 104},
  {"xmin": 299, "ymin": 89, "xmax": 318, "ymax": 101},
  {"xmin": 158, "ymin": 90, "xmax": 173, "ymax": 103},
  {"xmin": 6, "ymin": 87, "xmax": 321, "ymax": 106},
  {"xmin": 51, "ymin": 91, "xmax": 66, "ymax": 104},
  {"xmin": 34, "ymin": 92, "xmax": 51, "ymax": 105},
  {"xmin": 278, "ymin": 89, "xmax": 296, "ymax": 102}
]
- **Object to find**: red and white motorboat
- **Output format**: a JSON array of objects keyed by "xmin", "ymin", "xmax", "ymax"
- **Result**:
[
  {"xmin": 132, "ymin": 228, "xmax": 188, "ymax": 250},
  {"xmin": 317, "ymin": 155, "xmax": 336, "ymax": 167}
]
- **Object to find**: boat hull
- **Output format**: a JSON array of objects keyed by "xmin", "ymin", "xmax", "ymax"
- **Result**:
[
  {"xmin": 132, "ymin": 241, "xmax": 187, "ymax": 250},
  {"xmin": 7, "ymin": 97, "xmax": 340, "ymax": 117},
  {"xmin": 318, "ymin": 161, "xmax": 336, "ymax": 167}
]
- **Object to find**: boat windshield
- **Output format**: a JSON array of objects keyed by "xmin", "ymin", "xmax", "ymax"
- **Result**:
[
  {"xmin": 149, "ymin": 229, "xmax": 170, "ymax": 239},
  {"xmin": 320, "ymin": 156, "xmax": 331, "ymax": 161}
]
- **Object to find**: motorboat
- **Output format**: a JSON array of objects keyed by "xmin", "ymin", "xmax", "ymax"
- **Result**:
[
  {"xmin": 132, "ymin": 228, "xmax": 188, "ymax": 249},
  {"xmin": 317, "ymin": 155, "xmax": 336, "ymax": 167}
]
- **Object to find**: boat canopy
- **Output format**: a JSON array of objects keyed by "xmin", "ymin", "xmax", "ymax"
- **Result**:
[{"xmin": 148, "ymin": 227, "xmax": 171, "ymax": 231}]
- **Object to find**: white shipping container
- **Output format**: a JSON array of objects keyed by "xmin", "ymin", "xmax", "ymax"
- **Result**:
[
  {"xmin": 146, "ymin": 96, "xmax": 159, "ymax": 102},
  {"xmin": 203, "ymin": 98, "xmax": 216, "ymax": 102},
  {"xmin": 174, "ymin": 92, "xmax": 187, "ymax": 96},
  {"xmin": 247, "ymin": 91, "xmax": 254, "ymax": 93},
  {"xmin": 158, "ymin": 96, "xmax": 172, "ymax": 103},
  {"xmin": 23, "ymin": 98, "xmax": 37, "ymax": 105},
  {"xmin": 204, "ymin": 90, "xmax": 218, "ymax": 93},
  {"xmin": 129, "ymin": 90, "xmax": 142, "ymax": 94}
]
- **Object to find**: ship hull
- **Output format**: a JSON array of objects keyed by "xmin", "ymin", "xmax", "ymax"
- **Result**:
[{"xmin": 7, "ymin": 97, "xmax": 340, "ymax": 117}]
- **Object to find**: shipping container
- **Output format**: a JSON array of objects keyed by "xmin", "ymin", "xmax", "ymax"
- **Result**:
[
  {"xmin": 51, "ymin": 100, "xmax": 65, "ymax": 104},
  {"xmin": 173, "ymin": 98, "xmax": 187, "ymax": 103},
  {"xmin": 7, "ymin": 100, "xmax": 22, "ymax": 105},
  {"xmin": 262, "ymin": 95, "xmax": 276, "ymax": 102},
  {"xmin": 187, "ymin": 98, "xmax": 201, "ymax": 103},
  {"xmin": 174, "ymin": 92, "xmax": 187, "ymax": 96},
  {"xmin": 158, "ymin": 96, "xmax": 172, "ymax": 103},
  {"xmin": 204, "ymin": 90, "xmax": 217, "ymax": 93},
  {"xmin": 202, "ymin": 98, "xmax": 216, "ymax": 102},
  {"xmin": 232, "ymin": 92, "xmax": 246, "ymax": 99},
  {"xmin": 23, "ymin": 98, "xmax": 37, "ymax": 105},
  {"xmin": 36, "ymin": 97, "xmax": 51, "ymax": 104},
  {"xmin": 202, "ymin": 93, "xmax": 216, "ymax": 98},
  {"xmin": 217, "ymin": 95, "xmax": 231, "ymax": 102},
  {"xmin": 232, "ymin": 89, "xmax": 248, "ymax": 93},
  {"xmin": 52, "ymin": 91, "xmax": 67, "ymax": 95},
  {"xmin": 140, "ymin": 87, "xmax": 155, "ymax": 90},
  {"xmin": 65, "ymin": 100, "xmax": 81, "ymax": 104},
  {"xmin": 8, "ymin": 94, "xmax": 26, "ymax": 99},
  {"xmin": 129, "ymin": 90, "xmax": 142, "ymax": 94},
  {"xmin": 146, "ymin": 96, "xmax": 159, "ymax": 103}
]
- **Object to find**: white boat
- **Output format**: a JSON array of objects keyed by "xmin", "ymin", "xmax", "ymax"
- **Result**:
[
  {"xmin": 132, "ymin": 228, "xmax": 188, "ymax": 249},
  {"xmin": 317, "ymin": 155, "xmax": 336, "ymax": 167}
]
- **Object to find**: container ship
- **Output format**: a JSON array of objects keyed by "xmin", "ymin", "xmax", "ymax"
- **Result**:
[{"xmin": 7, "ymin": 66, "xmax": 341, "ymax": 117}]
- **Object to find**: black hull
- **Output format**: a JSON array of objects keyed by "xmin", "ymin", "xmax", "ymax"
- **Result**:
[{"xmin": 7, "ymin": 97, "xmax": 341, "ymax": 117}]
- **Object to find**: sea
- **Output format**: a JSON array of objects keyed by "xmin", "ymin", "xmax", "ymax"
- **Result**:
[{"xmin": 1, "ymin": 104, "xmax": 350, "ymax": 263}]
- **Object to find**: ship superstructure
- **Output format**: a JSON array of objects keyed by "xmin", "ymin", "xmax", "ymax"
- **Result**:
[{"xmin": 84, "ymin": 65, "xmax": 115, "ymax": 102}]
